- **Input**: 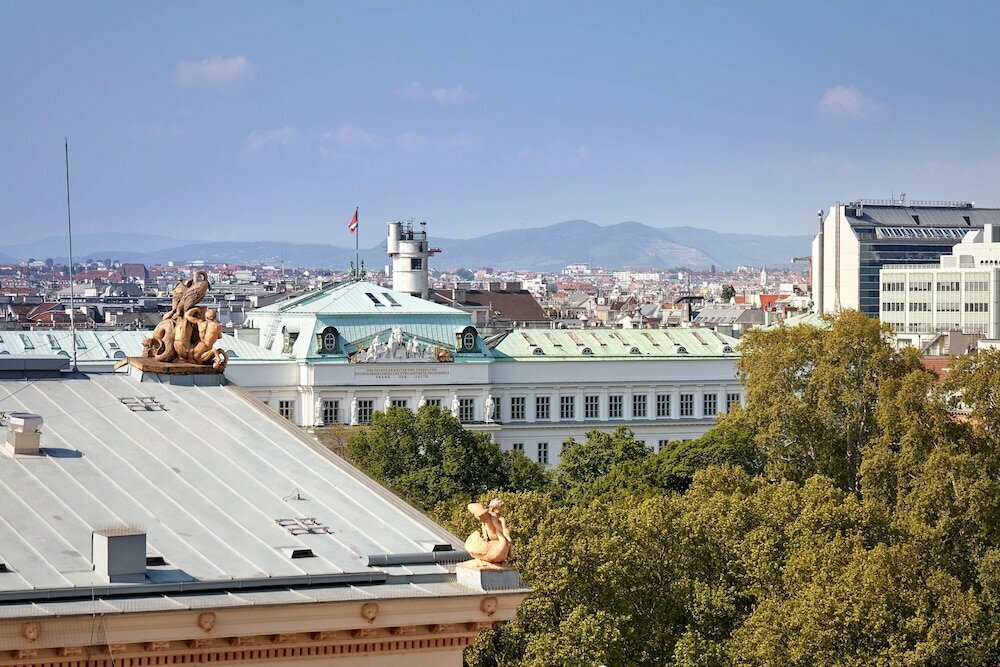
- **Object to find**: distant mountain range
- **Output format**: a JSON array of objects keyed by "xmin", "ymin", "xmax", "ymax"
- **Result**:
[{"xmin": 0, "ymin": 221, "xmax": 811, "ymax": 271}]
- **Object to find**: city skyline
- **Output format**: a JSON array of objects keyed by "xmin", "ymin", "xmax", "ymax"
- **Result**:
[{"xmin": 4, "ymin": 1, "xmax": 1000, "ymax": 244}]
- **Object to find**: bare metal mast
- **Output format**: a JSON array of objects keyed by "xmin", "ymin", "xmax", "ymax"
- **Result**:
[{"xmin": 64, "ymin": 138, "xmax": 78, "ymax": 372}]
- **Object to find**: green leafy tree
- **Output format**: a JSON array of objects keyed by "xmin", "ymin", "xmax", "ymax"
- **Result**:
[
  {"xmin": 347, "ymin": 406, "xmax": 547, "ymax": 510},
  {"xmin": 554, "ymin": 426, "xmax": 650, "ymax": 492},
  {"xmin": 737, "ymin": 310, "xmax": 921, "ymax": 490},
  {"xmin": 720, "ymin": 284, "xmax": 736, "ymax": 301}
]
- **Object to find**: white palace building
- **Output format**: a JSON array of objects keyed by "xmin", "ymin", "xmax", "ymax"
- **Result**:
[{"xmin": 0, "ymin": 223, "xmax": 743, "ymax": 467}]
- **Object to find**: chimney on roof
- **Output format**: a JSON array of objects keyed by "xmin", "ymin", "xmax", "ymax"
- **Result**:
[
  {"xmin": 5, "ymin": 413, "xmax": 42, "ymax": 456},
  {"xmin": 92, "ymin": 527, "xmax": 147, "ymax": 583}
]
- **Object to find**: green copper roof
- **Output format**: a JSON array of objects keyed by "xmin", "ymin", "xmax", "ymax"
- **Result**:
[{"xmin": 488, "ymin": 328, "xmax": 739, "ymax": 360}]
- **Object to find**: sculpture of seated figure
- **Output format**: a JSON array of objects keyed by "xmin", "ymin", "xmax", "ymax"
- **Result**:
[{"xmin": 460, "ymin": 499, "xmax": 512, "ymax": 570}]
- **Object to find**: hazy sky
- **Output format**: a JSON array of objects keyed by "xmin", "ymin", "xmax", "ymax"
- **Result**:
[{"xmin": 3, "ymin": 1, "xmax": 1000, "ymax": 245}]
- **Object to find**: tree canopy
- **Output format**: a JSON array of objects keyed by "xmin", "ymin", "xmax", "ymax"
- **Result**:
[{"xmin": 344, "ymin": 311, "xmax": 1000, "ymax": 665}]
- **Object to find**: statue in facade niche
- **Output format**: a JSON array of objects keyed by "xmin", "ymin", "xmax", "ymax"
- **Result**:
[
  {"xmin": 451, "ymin": 395, "xmax": 460, "ymax": 418},
  {"xmin": 485, "ymin": 396, "xmax": 496, "ymax": 423},
  {"xmin": 350, "ymin": 397, "xmax": 359, "ymax": 425},
  {"xmin": 460, "ymin": 499, "xmax": 512, "ymax": 569},
  {"xmin": 141, "ymin": 271, "xmax": 228, "ymax": 371}
]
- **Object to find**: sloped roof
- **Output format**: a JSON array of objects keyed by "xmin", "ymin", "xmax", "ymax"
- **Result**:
[
  {"xmin": 0, "ymin": 329, "xmax": 284, "ymax": 363},
  {"xmin": 489, "ymin": 327, "xmax": 739, "ymax": 360},
  {"xmin": 432, "ymin": 289, "xmax": 549, "ymax": 323},
  {"xmin": 253, "ymin": 280, "xmax": 464, "ymax": 317},
  {"xmin": 0, "ymin": 371, "xmax": 481, "ymax": 608},
  {"xmin": 764, "ymin": 311, "xmax": 831, "ymax": 329}
]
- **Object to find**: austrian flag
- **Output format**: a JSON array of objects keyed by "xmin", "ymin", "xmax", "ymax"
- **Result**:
[{"xmin": 348, "ymin": 208, "xmax": 358, "ymax": 234}]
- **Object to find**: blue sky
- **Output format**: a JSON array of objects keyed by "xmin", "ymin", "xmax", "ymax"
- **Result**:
[{"xmin": 3, "ymin": 1, "xmax": 1000, "ymax": 245}]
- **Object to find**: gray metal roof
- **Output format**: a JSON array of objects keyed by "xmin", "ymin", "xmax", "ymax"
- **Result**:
[
  {"xmin": 846, "ymin": 204, "xmax": 1000, "ymax": 228},
  {"xmin": 0, "ymin": 330, "xmax": 284, "ymax": 364},
  {"xmin": 0, "ymin": 371, "xmax": 479, "ymax": 608}
]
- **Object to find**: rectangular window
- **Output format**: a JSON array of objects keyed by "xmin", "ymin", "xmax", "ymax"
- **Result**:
[
  {"xmin": 410, "ymin": 258, "xmax": 422, "ymax": 270},
  {"xmin": 322, "ymin": 399, "xmax": 339, "ymax": 425},
  {"xmin": 536, "ymin": 396, "xmax": 551, "ymax": 420},
  {"xmin": 537, "ymin": 442, "xmax": 549, "ymax": 465},
  {"xmin": 703, "ymin": 393, "xmax": 718, "ymax": 417},
  {"xmin": 726, "ymin": 392, "xmax": 741, "ymax": 411},
  {"xmin": 609, "ymin": 394, "xmax": 623, "ymax": 419},
  {"xmin": 656, "ymin": 393, "xmax": 671, "ymax": 417},
  {"xmin": 658, "ymin": 439, "xmax": 670, "ymax": 453},
  {"xmin": 357, "ymin": 399, "xmax": 374, "ymax": 424},
  {"xmin": 391, "ymin": 399, "xmax": 409, "ymax": 409},
  {"xmin": 459, "ymin": 397, "xmax": 475, "ymax": 422},
  {"xmin": 425, "ymin": 398, "xmax": 442, "ymax": 408},
  {"xmin": 278, "ymin": 400, "xmax": 295, "ymax": 421},
  {"xmin": 584, "ymin": 395, "xmax": 600, "ymax": 419},
  {"xmin": 560, "ymin": 395, "xmax": 575, "ymax": 420},
  {"xmin": 510, "ymin": 396, "xmax": 526, "ymax": 421},
  {"xmin": 512, "ymin": 442, "xmax": 524, "ymax": 453},
  {"xmin": 632, "ymin": 394, "xmax": 647, "ymax": 418},
  {"xmin": 680, "ymin": 393, "xmax": 694, "ymax": 417}
]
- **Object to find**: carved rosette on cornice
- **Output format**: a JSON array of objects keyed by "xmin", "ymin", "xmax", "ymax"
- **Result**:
[{"xmin": 0, "ymin": 593, "xmax": 528, "ymax": 665}]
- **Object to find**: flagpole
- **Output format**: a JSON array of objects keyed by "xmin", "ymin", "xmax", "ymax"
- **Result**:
[{"xmin": 355, "ymin": 207, "xmax": 359, "ymax": 278}]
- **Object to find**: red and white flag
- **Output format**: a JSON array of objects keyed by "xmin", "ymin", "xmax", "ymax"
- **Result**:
[{"xmin": 348, "ymin": 208, "xmax": 358, "ymax": 234}]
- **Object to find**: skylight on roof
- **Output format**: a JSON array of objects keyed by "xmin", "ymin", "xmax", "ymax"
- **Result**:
[
  {"xmin": 365, "ymin": 292, "xmax": 385, "ymax": 307},
  {"xmin": 18, "ymin": 334, "xmax": 33, "ymax": 350},
  {"xmin": 381, "ymin": 292, "xmax": 401, "ymax": 306}
]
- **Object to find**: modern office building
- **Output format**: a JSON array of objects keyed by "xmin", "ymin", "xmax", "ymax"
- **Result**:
[
  {"xmin": 879, "ymin": 223, "xmax": 1000, "ymax": 337},
  {"xmin": 811, "ymin": 198, "xmax": 1000, "ymax": 317}
]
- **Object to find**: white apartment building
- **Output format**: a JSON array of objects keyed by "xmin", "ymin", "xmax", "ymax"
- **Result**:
[{"xmin": 879, "ymin": 224, "xmax": 1000, "ymax": 337}]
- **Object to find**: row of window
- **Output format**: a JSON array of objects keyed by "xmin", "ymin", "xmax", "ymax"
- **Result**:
[
  {"xmin": 512, "ymin": 438, "xmax": 698, "ymax": 465},
  {"xmin": 883, "ymin": 301, "xmax": 992, "ymax": 313},
  {"xmin": 510, "ymin": 392, "xmax": 739, "ymax": 421},
  {"xmin": 882, "ymin": 280, "xmax": 990, "ymax": 293},
  {"xmin": 282, "ymin": 392, "xmax": 742, "ymax": 425}
]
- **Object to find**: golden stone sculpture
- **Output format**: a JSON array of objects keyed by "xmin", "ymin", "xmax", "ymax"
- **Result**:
[
  {"xmin": 137, "ymin": 271, "xmax": 228, "ymax": 372},
  {"xmin": 460, "ymin": 499, "xmax": 512, "ymax": 570}
]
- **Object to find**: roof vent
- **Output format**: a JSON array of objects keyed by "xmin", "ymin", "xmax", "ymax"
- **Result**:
[
  {"xmin": 145, "ymin": 555, "xmax": 167, "ymax": 567},
  {"xmin": 676, "ymin": 346, "xmax": 689, "ymax": 355},
  {"xmin": 722, "ymin": 345, "xmax": 735, "ymax": 354},
  {"xmin": 629, "ymin": 347, "xmax": 641, "ymax": 355},
  {"xmin": 92, "ymin": 527, "xmax": 146, "ymax": 583},
  {"xmin": 532, "ymin": 347, "xmax": 545, "ymax": 355},
  {"xmin": 0, "ymin": 562, "xmax": 9, "ymax": 573},
  {"xmin": 582, "ymin": 347, "xmax": 593, "ymax": 355},
  {"xmin": 290, "ymin": 548, "xmax": 315, "ymax": 559},
  {"xmin": 5, "ymin": 413, "xmax": 42, "ymax": 456}
]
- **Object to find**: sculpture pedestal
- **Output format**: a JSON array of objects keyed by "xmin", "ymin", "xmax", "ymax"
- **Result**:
[
  {"xmin": 116, "ymin": 357, "xmax": 224, "ymax": 375},
  {"xmin": 456, "ymin": 564, "xmax": 521, "ymax": 591}
]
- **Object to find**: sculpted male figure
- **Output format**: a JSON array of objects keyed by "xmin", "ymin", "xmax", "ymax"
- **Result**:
[{"xmin": 192, "ymin": 309, "xmax": 223, "ymax": 363}]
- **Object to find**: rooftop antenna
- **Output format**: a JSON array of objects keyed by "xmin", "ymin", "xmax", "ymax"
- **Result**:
[{"xmin": 64, "ymin": 138, "xmax": 78, "ymax": 372}]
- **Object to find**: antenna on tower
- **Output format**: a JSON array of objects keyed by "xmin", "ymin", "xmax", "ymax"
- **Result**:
[{"xmin": 64, "ymin": 138, "xmax": 78, "ymax": 372}]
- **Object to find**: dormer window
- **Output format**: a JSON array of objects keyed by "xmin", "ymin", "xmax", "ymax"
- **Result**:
[
  {"xmin": 581, "ymin": 347, "xmax": 593, "ymax": 355},
  {"xmin": 533, "ymin": 347, "xmax": 545, "ymax": 356},
  {"xmin": 676, "ymin": 346, "xmax": 688, "ymax": 354},
  {"xmin": 629, "ymin": 347, "xmax": 641, "ymax": 355}
]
